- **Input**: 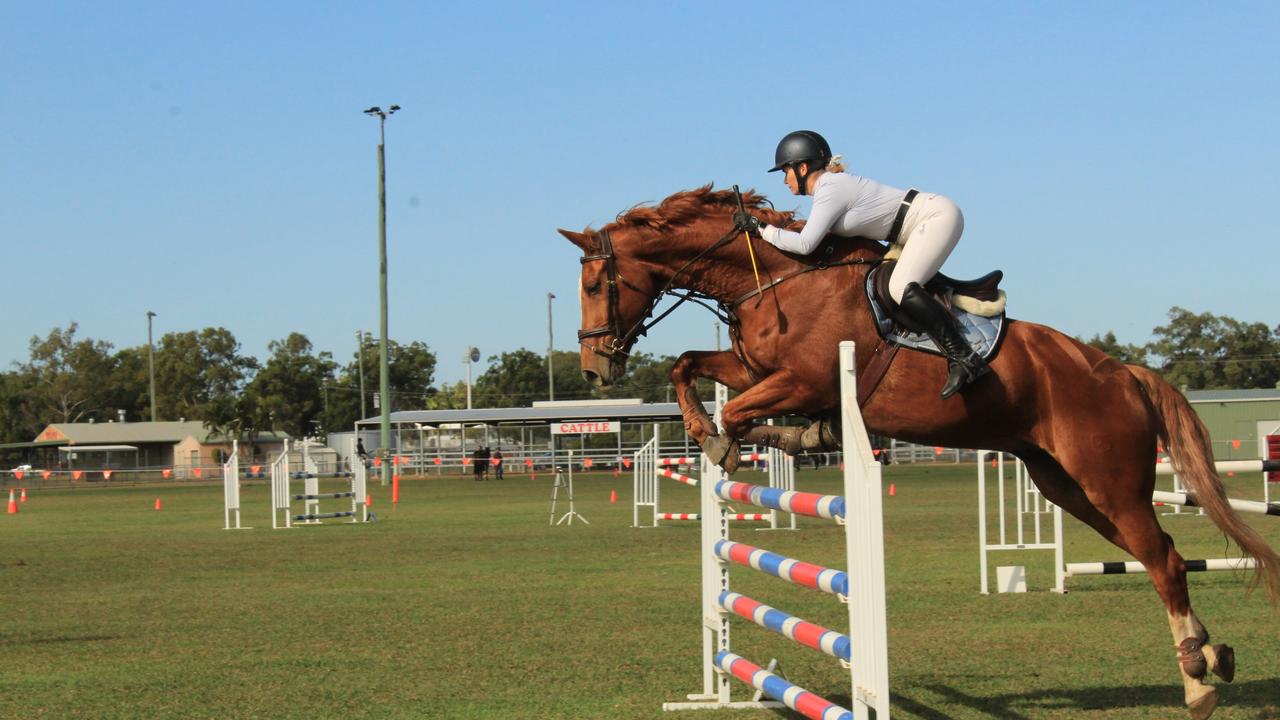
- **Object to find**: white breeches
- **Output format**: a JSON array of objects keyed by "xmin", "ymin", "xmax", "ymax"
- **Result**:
[{"xmin": 887, "ymin": 192, "xmax": 964, "ymax": 303}]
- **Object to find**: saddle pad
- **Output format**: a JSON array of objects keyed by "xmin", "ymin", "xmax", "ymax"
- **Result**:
[{"xmin": 865, "ymin": 273, "xmax": 1006, "ymax": 360}]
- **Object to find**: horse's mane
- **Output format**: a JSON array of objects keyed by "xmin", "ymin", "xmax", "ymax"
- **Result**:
[{"xmin": 607, "ymin": 184, "xmax": 798, "ymax": 233}]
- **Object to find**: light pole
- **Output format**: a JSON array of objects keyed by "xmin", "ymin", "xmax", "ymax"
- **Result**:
[
  {"xmin": 364, "ymin": 103, "xmax": 399, "ymax": 486},
  {"xmin": 356, "ymin": 330, "xmax": 368, "ymax": 420},
  {"xmin": 465, "ymin": 347, "xmax": 479, "ymax": 410},
  {"xmin": 714, "ymin": 320, "xmax": 721, "ymax": 352},
  {"xmin": 547, "ymin": 292, "xmax": 556, "ymax": 401},
  {"xmin": 146, "ymin": 311, "xmax": 157, "ymax": 422}
]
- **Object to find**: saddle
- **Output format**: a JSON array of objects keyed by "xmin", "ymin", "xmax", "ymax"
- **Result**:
[{"xmin": 866, "ymin": 260, "xmax": 1009, "ymax": 361}]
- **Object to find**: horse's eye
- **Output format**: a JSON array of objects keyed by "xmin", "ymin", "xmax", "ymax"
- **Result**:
[{"xmin": 585, "ymin": 283, "xmax": 601, "ymax": 296}]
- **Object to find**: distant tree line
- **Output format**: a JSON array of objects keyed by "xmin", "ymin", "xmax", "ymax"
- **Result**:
[
  {"xmin": 1081, "ymin": 307, "xmax": 1280, "ymax": 390},
  {"xmin": 1, "ymin": 307, "xmax": 1275, "ymax": 448}
]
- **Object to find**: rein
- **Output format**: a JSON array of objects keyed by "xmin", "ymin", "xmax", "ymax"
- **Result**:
[{"xmin": 577, "ymin": 222, "xmax": 881, "ymax": 363}]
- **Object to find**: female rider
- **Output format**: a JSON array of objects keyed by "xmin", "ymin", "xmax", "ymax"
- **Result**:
[{"xmin": 734, "ymin": 130, "xmax": 988, "ymax": 399}]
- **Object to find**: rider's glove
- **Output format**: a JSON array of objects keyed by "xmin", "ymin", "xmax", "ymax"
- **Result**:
[{"xmin": 731, "ymin": 210, "xmax": 762, "ymax": 233}]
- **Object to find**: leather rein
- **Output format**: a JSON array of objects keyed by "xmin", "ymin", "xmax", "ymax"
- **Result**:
[{"xmin": 577, "ymin": 223, "xmax": 880, "ymax": 368}]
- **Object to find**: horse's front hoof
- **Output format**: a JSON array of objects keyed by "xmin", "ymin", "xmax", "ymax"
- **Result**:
[
  {"xmin": 701, "ymin": 435, "xmax": 741, "ymax": 474},
  {"xmin": 1187, "ymin": 686, "xmax": 1218, "ymax": 720},
  {"xmin": 1209, "ymin": 644, "xmax": 1235, "ymax": 683}
]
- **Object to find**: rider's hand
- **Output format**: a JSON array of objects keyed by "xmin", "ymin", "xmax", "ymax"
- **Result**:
[{"xmin": 732, "ymin": 210, "xmax": 761, "ymax": 233}]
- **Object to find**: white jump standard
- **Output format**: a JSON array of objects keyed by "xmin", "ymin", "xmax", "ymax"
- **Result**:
[
  {"xmin": 664, "ymin": 342, "xmax": 890, "ymax": 720},
  {"xmin": 977, "ymin": 454, "xmax": 1280, "ymax": 590},
  {"xmin": 271, "ymin": 438, "xmax": 368, "ymax": 529},
  {"xmin": 633, "ymin": 432, "xmax": 796, "ymax": 530},
  {"xmin": 222, "ymin": 440, "xmax": 250, "ymax": 530}
]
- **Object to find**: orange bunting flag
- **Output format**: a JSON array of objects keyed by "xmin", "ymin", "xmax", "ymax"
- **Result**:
[
  {"xmin": 524, "ymin": 458, "xmax": 533, "ymax": 467},
  {"xmin": 12, "ymin": 470, "xmax": 22, "ymax": 481},
  {"xmin": 41, "ymin": 470, "xmax": 51, "ymax": 480},
  {"xmin": 72, "ymin": 470, "xmax": 83, "ymax": 481},
  {"xmin": 622, "ymin": 458, "xmax": 633, "ymax": 469},
  {"xmin": 434, "ymin": 457, "xmax": 442, "ymax": 465},
  {"xmin": 1231, "ymin": 439, "xmax": 1241, "ymax": 449},
  {"xmin": 583, "ymin": 458, "xmax": 593, "ymax": 468},
  {"xmin": 872, "ymin": 449, "xmax": 880, "ymax": 456},
  {"xmin": 491, "ymin": 457, "xmax": 500, "ymax": 466},
  {"xmin": 462, "ymin": 457, "xmax": 471, "ymax": 466},
  {"xmin": 373, "ymin": 457, "xmax": 383, "ymax": 467},
  {"xmin": 162, "ymin": 468, "xmax": 172, "ymax": 479},
  {"xmin": 193, "ymin": 467, "xmax": 203, "ymax": 478},
  {"xmin": 251, "ymin": 465, "xmax": 261, "ymax": 474},
  {"xmin": 934, "ymin": 446, "xmax": 944, "ymax": 455},
  {"xmin": 103, "ymin": 470, "xmax": 113, "ymax": 480}
]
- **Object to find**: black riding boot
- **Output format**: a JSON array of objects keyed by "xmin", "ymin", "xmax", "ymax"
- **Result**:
[{"xmin": 898, "ymin": 282, "xmax": 990, "ymax": 399}]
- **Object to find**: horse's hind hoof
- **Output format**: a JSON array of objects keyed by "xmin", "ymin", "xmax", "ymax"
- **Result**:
[
  {"xmin": 1209, "ymin": 644, "xmax": 1235, "ymax": 683},
  {"xmin": 1187, "ymin": 687, "xmax": 1218, "ymax": 720},
  {"xmin": 701, "ymin": 435, "xmax": 741, "ymax": 474}
]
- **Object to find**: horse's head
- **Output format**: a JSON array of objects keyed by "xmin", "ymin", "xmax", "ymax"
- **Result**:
[
  {"xmin": 559, "ymin": 186, "xmax": 804, "ymax": 387},
  {"xmin": 558, "ymin": 225, "xmax": 662, "ymax": 387}
]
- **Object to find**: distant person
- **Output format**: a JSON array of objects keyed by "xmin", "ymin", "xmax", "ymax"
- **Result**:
[
  {"xmin": 481, "ymin": 446, "xmax": 492, "ymax": 480},
  {"xmin": 356, "ymin": 438, "xmax": 369, "ymax": 466},
  {"xmin": 493, "ymin": 447, "xmax": 504, "ymax": 480},
  {"xmin": 472, "ymin": 447, "xmax": 484, "ymax": 481}
]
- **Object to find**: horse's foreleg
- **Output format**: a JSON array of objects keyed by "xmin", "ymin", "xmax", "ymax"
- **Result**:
[
  {"xmin": 669, "ymin": 350, "xmax": 754, "ymax": 460},
  {"xmin": 714, "ymin": 370, "xmax": 828, "ymax": 473}
]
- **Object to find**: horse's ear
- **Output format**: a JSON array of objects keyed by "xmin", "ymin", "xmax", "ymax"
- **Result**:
[{"xmin": 558, "ymin": 228, "xmax": 590, "ymax": 251}]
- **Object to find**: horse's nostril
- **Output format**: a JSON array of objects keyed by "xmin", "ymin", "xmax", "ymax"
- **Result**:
[{"xmin": 582, "ymin": 369, "xmax": 601, "ymax": 385}]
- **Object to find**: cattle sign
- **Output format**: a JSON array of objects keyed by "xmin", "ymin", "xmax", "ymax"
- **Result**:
[{"xmin": 551, "ymin": 421, "xmax": 619, "ymax": 435}]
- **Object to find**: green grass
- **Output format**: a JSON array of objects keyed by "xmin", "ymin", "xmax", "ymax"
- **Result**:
[{"xmin": 1, "ymin": 465, "xmax": 1278, "ymax": 719}]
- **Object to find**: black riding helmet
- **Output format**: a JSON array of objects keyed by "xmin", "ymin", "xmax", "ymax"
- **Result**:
[{"xmin": 769, "ymin": 130, "xmax": 833, "ymax": 196}]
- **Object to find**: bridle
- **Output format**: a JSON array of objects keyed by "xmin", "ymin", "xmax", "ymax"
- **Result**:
[{"xmin": 576, "ymin": 227, "xmax": 740, "ymax": 361}]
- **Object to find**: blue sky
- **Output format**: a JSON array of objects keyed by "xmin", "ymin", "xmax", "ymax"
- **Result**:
[{"xmin": 3, "ymin": 2, "xmax": 1277, "ymax": 386}]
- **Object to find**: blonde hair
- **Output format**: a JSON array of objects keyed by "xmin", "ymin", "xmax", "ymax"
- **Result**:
[{"xmin": 826, "ymin": 154, "xmax": 846, "ymax": 173}]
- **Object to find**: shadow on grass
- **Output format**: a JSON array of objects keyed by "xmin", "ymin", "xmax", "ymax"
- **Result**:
[
  {"xmin": 883, "ymin": 677, "xmax": 1280, "ymax": 719},
  {"xmin": 0, "ymin": 634, "xmax": 122, "ymax": 646}
]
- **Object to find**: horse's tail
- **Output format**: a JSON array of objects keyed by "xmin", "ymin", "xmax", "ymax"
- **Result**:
[{"xmin": 1128, "ymin": 363, "xmax": 1280, "ymax": 604}]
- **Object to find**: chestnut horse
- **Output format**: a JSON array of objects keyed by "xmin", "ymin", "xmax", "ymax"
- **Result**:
[{"xmin": 558, "ymin": 185, "xmax": 1280, "ymax": 719}]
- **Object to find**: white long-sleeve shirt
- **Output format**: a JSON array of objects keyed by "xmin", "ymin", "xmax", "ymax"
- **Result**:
[{"xmin": 761, "ymin": 172, "xmax": 909, "ymax": 254}]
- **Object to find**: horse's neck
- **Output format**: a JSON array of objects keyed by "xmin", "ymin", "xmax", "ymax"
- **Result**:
[{"xmin": 639, "ymin": 224, "xmax": 781, "ymax": 303}]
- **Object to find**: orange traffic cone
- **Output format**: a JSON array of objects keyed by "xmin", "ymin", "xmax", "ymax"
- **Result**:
[
  {"xmin": 154, "ymin": 497, "xmax": 162, "ymax": 511},
  {"xmin": 20, "ymin": 488, "xmax": 27, "ymax": 504},
  {"xmin": 367, "ymin": 495, "xmax": 374, "ymax": 508},
  {"xmin": 889, "ymin": 483, "xmax": 896, "ymax": 497},
  {"xmin": 7, "ymin": 489, "xmax": 17, "ymax": 514},
  {"xmin": 610, "ymin": 489, "xmax": 618, "ymax": 503}
]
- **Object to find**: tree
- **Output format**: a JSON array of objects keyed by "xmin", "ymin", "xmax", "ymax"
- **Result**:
[
  {"xmin": 320, "ymin": 338, "xmax": 439, "ymax": 432},
  {"xmin": 247, "ymin": 333, "xmax": 338, "ymax": 438},
  {"xmin": 1147, "ymin": 308, "xmax": 1280, "ymax": 390},
  {"xmin": 18, "ymin": 324, "xmax": 119, "ymax": 428},
  {"xmin": 153, "ymin": 328, "xmax": 258, "ymax": 421},
  {"xmin": 0, "ymin": 372, "xmax": 28, "ymax": 446},
  {"xmin": 474, "ymin": 349, "xmax": 553, "ymax": 407},
  {"xmin": 1081, "ymin": 332, "xmax": 1149, "ymax": 367}
]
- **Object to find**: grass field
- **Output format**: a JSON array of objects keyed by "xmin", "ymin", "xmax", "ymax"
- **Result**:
[{"xmin": 2, "ymin": 464, "xmax": 1278, "ymax": 720}]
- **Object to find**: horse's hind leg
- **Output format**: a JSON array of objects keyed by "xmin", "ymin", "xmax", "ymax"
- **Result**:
[{"xmin": 1022, "ymin": 448, "xmax": 1233, "ymax": 719}]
